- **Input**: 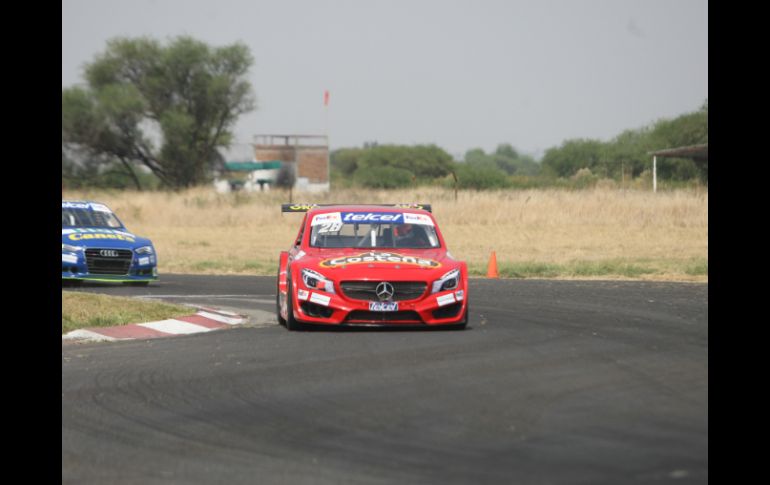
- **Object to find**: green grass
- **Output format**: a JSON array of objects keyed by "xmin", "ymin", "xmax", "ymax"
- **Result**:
[
  {"xmin": 62, "ymin": 291, "xmax": 192, "ymax": 334},
  {"xmin": 684, "ymin": 259, "xmax": 708, "ymax": 276}
]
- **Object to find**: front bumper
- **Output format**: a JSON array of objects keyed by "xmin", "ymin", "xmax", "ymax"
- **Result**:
[
  {"xmin": 61, "ymin": 251, "xmax": 158, "ymax": 283},
  {"xmin": 287, "ymin": 284, "xmax": 467, "ymax": 326}
]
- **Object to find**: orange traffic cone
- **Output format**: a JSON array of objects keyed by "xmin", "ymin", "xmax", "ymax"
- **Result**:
[{"xmin": 486, "ymin": 251, "xmax": 499, "ymax": 278}]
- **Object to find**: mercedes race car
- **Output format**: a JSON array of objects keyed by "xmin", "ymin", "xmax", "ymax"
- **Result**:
[
  {"xmin": 276, "ymin": 204, "xmax": 468, "ymax": 330},
  {"xmin": 62, "ymin": 200, "xmax": 158, "ymax": 285}
]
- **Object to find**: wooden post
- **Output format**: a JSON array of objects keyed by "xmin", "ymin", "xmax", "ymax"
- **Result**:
[
  {"xmin": 653, "ymin": 156, "xmax": 657, "ymax": 193},
  {"xmin": 621, "ymin": 161, "xmax": 625, "ymax": 190}
]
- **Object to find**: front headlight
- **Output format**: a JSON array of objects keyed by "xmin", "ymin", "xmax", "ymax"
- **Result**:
[
  {"xmin": 301, "ymin": 268, "xmax": 336, "ymax": 294},
  {"xmin": 431, "ymin": 268, "xmax": 460, "ymax": 294},
  {"xmin": 62, "ymin": 243, "xmax": 83, "ymax": 252},
  {"xmin": 135, "ymin": 246, "xmax": 154, "ymax": 255}
]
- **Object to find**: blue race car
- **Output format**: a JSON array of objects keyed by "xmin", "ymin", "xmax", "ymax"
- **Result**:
[{"xmin": 62, "ymin": 200, "xmax": 158, "ymax": 285}]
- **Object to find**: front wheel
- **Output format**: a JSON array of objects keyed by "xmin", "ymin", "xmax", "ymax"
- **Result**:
[
  {"xmin": 446, "ymin": 305, "xmax": 468, "ymax": 330},
  {"xmin": 276, "ymin": 291, "xmax": 287, "ymax": 326},
  {"xmin": 284, "ymin": 279, "xmax": 304, "ymax": 331},
  {"xmin": 276, "ymin": 268, "xmax": 286, "ymax": 326}
]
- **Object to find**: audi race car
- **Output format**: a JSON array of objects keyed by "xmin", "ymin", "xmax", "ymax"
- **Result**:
[
  {"xmin": 276, "ymin": 204, "xmax": 468, "ymax": 330},
  {"xmin": 62, "ymin": 200, "xmax": 158, "ymax": 285}
]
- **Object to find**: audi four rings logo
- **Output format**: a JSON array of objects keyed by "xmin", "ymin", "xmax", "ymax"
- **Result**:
[
  {"xmin": 99, "ymin": 249, "xmax": 119, "ymax": 257},
  {"xmin": 376, "ymin": 282, "xmax": 395, "ymax": 301}
]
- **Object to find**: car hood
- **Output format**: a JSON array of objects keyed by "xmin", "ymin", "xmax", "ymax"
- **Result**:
[
  {"xmin": 61, "ymin": 228, "xmax": 153, "ymax": 249},
  {"xmin": 294, "ymin": 248, "xmax": 459, "ymax": 280}
]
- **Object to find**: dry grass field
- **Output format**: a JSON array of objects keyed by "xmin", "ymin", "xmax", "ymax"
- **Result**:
[{"xmin": 63, "ymin": 186, "xmax": 708, "ymax": 282}]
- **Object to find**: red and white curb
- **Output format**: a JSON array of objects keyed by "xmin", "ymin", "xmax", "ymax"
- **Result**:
[{"xmin": 62, "ymin": 306, "xmax": 248, "ymax": 343}]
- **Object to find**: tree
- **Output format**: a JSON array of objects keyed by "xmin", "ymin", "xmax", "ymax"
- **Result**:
[
  {"xmin": 355, "ymin": 165, "xmax": 414, "ymax": 189},
  {"xmin": 541, "ymin": 139, "xmax": 604, "ymax": 178},
  {"xmin": 274, "ymin": 162, "xmax": 297, "ymax": 189},
  {"xmin": 357, "ymin": 144, "xmax": 454, "ymax": 180},
  {"xmin": 330, "ymin": 147, "xmax": 364, "ymax": 176},
  {"xmin": 494, "ymin": 143, "xmax": 519, "ymax": 160},
  {"xmin": 62, "ymin": 36, "xmax": 256, "ymax": 189},
  {"xmin": 452, "ymin": 161, "xmax": 510, "ymax": 190},
  {"xmin": 464, "ymin": 144, "xmax": 541, "ymax": 176}
]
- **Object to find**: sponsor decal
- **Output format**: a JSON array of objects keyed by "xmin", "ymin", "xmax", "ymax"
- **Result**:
[
  {"xmin": 68, "ymin": 233, "xmax": 136, "ymax": 243},
  {"xmin": 62, "ymin": 202, "xmax": 90, "ymax": 209},
  {"xmin": 138, "ymin": 257, "xmax": 150, "ymax": 266},
  {"xmin": 436, "ymin": 293, "xmax": 456, "ymax": 307},
  {"xmin": 309, "ymin": 292, "xmax": 331, "ymax": 306},
  {"xmin": 63, "ymin": 228, "xmax": 136, "ymax": 243},
  {"xmin": 61, "ymin": 254, "xmax": 78, "ymax": 264},
  {"xmin": 297, "ymin": 289, "xmax": 310, "ymax": 301},
  {"xmin": 341, "ymin": 212, "xmax": 404, "ymax": 224},
  {"xmin": 403, "ymin": 213, "xmax": 434, "ymax": 226},
  {"xmin": 61, "ymin": 201, "xmax": 113, "ymax": 212},
  {"xmin": 369, "ymin": 301, "xmax": 398, "ymax": 312},
  {"xmin": 319, "ymin": 251, "xmax": 441, "ymax": 269},
  {"xmin": 311, "ymin": 212, "xmax": 342, "ymax": 226},
  {"xmin": 289, "ymin": 204, "xmax": 317, "ymax": 211}
]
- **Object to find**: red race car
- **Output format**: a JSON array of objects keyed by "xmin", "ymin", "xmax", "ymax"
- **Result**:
[{"xmin": 276, "ymin": 203, "xmax": 468, "ymax": 330}]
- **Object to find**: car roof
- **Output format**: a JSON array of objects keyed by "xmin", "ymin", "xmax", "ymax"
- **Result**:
[{"xmin": 62, "ymin": 199, "xmax": 106, "ymax": 205}]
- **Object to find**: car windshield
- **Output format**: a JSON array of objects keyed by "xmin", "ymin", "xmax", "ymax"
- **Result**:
[
  {"xmin": 62, "ymin": 208, "xmax": 124, "ymax": 229},
  {"xmin": 310, "ymin": 220, "xmax": 440, "ymax": 249}
]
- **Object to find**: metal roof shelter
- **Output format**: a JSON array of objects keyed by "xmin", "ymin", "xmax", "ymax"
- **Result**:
[
  {"xmin": 224, "ymin": 161, "xmax": 283, "ymax": 171},
  {"xmin": 647, "ymin": 143, "xmax": 708, "ymax": 192},
  {"xmin": 649, "ymin": 144, "xmax": 708, "ymax": 161}
]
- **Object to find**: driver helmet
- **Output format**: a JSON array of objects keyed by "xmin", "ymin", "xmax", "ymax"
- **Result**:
[{"xmin": 393, "ymin": 224, "xmax": 414, "ymax": 238}]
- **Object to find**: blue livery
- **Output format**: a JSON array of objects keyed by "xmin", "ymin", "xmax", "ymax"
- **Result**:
[
  {"xmin": 62, "ymin": 200, "xmax": 158, "ymax": 285},
  {"xmin": 340, "ymin": 212, "xmax": 404, "ymax": 223}
]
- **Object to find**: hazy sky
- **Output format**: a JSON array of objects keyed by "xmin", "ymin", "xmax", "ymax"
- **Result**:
[{"xmin": 62, "ymin": 0, "xmax": 708, "ymax": 159}]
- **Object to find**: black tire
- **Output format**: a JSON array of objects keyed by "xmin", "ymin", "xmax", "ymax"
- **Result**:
[
  {"xmin": 276, "ymin": 280, "xmax": 286, "ymax": 327},
  {"xmin": 284, "ymin": 279, "xmax": 304, "ymax": 331}
]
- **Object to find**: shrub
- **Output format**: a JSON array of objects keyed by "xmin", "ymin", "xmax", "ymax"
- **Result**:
[
  {"xmin": 452, "ymin": 162, "xmax": 510, "ymax": 190},
  {"xmin": 355, "ymin": 165, "xmax": 414, "ymax": 189},
  {"xmin": 570, "ymin": 167, "xmax": 599, "ymax": 189}
]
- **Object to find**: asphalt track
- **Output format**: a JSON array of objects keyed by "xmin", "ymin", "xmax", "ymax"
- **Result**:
[{"xmin": 62, "ymin": 275, "xmax": 708, "ymax": 484}]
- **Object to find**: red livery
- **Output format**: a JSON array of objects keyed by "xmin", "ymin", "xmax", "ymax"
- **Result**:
[{"xmin": 276, "ymin": 204, "xmax": 468, "ymax": 330}]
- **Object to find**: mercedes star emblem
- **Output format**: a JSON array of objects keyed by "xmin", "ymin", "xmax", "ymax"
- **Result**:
[{"xmin": 375, "ymin": 282, "xmax": 395, "ymax": 301}]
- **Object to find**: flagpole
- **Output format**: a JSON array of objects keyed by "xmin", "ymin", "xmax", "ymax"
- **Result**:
[
  {"xmin": 324, "ymin": 89, "xmax": 329, "ymax": 138},
  {"xmin": 324, "ymin": 89, "xmax": 330, "ymax": 190}
]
